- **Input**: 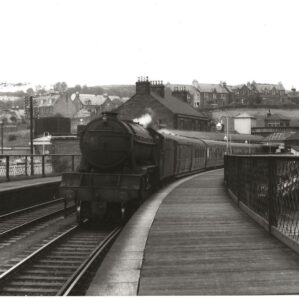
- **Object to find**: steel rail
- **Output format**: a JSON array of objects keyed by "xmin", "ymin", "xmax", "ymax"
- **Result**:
[
  {"xmin": 0, "ymin": 197, "xmax": 65, "ymax": 221},
  {"xmin": 0, "ymin": 225, "xmax": 78, "ymax": 281},
  {"xmin": 0, "ymin": 204, "xmax": 75, "ymax": 240},
  {"xmin": 58, "ymin": 226, "xmax": 122, "ymax": 296}
]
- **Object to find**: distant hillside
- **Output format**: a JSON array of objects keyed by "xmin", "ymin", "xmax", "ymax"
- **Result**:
[
  {"xmin": 66, "ymin": 84, "xmax": 135, "ymax": 98},
  {"xmin": 210, "ymin": 107, "xmax": 299, "ymax": 127},
  {"xmin": 99, "ymin": 85, "xmax": 135, "ymax": 97}
]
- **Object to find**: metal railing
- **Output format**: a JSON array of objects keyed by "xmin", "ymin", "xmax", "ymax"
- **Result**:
[
  {"xmin": 0, "ymin": 154, "xmax": 81, "ymax": 182},
  {"xmin": 225, "ymin": 155, "xmax": 299, "ymax": 244}
]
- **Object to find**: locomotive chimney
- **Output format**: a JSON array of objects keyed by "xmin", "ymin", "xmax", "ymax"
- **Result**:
[
  {"xmin": 136, "ymin": 76, "xmax": 151, "ymax": 95},
  {"xmin": 151, "ymin": 80, "xmax": 165, "ymax": 98}
]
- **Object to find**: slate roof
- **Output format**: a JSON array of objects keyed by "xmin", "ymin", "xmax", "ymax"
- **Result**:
[
  {"xmin": 166, "ymin": 84, "xmax": 198, "ymax": 95},
  {"xmin": 150, "ymin": 92, "xmax": 207, "ymax": 119},
  {"xmin": 108, "ymin": 96, "xmax": 121, "ymax": 101},
  {"xmin": 263, "ymin": 132, "xmax": 295, "ymax": 142},
  {"xmin": 286, "ymin": 131, "xmax": 299, "ymax": 141},
  {"xmin": 265, "ymin": 113, "xmax": 290, "ymax": 120},
  {"xmin": 77, "ymin": 94, "xmax": 107, "ymax": 106},
  {"xmin": 253, "ymin": 83, "xmax": 285, "ymax": 92},
  {"xmin": 36, "ymin": 94, "xmax": 60, "ymax": 107},
  {"xmin": 196, "ymin": 83, "xmax": 228, "ymax": 94}
]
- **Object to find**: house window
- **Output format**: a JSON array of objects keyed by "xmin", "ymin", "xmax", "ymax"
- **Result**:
[{"xmin": 180, "ymin": 119, "xmax": 184, "ymax": 129}]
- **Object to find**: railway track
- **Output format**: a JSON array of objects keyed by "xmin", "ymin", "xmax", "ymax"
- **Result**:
[
  {"xmin": 0, "ymin": 224, "xmax": 121, "ymax": 296},
  {"xmin": 0, "ymin": 198, "xmax": 75, "ymax": 240}
]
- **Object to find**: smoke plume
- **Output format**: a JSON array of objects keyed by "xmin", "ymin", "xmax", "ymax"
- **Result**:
[{"xmin": 133, "ymin": 113, "xmax": 152, "ymax": 128}]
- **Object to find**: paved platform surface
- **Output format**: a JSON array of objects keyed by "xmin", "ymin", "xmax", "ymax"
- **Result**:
[
  {"xmin": 138, "ymin": 169, "xmax": 299, "ymax": 295},
  {"xmin": 87, "ymin": 169, "xmax": 299, "ymax": 296},
  {"xmin": 0, "ymin": 176, "xmax": 61, "ymax": 193},
  {"xmin": 86, "ymin": 171, "xmax": 206, "ymax": 296}
]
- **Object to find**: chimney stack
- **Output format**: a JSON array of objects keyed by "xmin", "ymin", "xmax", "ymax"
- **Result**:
[
  {"xmin": 136, "ymin": 76, "xmax": 151, "ymax": 95},
  {"xmin": 172, "ymin": 86, "xmax": 189, "ymax": 103},
  {"xmin": 151, "ymin": 80, "xmax": 165, "ymax": 98}
]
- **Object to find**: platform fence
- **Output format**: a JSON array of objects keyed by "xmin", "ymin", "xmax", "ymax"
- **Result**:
[
  {"xmin": 225, "ymin": 155, "xmax": 299, "ymax": 244},
  {"xmin": 0, "ymin": 154, "xmax": 81, "ymax": 182}
]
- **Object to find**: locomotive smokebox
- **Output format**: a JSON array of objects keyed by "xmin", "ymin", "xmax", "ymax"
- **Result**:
[{"xmin": 80, "ymin": 112, "xmax": 156, "ymax": 170}]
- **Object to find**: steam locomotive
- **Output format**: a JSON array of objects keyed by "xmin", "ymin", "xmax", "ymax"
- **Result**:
[{"xmin": 60, "ymin": 112, "xmax": 262, "ymax": 223}]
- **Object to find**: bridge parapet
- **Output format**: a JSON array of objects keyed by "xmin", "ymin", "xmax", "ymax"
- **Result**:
[{"xmin": 225, "ymin": 154, "xmax": 299, "ymax": 251}]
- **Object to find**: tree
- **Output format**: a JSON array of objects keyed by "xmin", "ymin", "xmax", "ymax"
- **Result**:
[
  {"xmin": 26, "ymin": 88, "xmax": 35, "ymax": 96},
  {"xmin": 53, "ymin": 82, "xmax": 68, "ymax": 92},
  {"xmin": 35, "ymin": 85, "xmax": 47, "ymax": 95},
  {"xmin": 255, "ymin": 95, "xmax": 262, "ymax": 104}
]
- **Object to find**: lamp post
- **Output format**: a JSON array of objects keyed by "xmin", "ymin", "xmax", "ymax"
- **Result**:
[
  {"xmin": 221, "ymin": 116, "xmax": 229, "ymax": 154},
  {"xmin": 0, "ymin": 120, "xmax": 3, "ymax": 155}
]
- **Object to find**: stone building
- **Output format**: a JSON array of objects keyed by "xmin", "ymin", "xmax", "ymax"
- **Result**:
[
  {"xmin": 116, "ymin": 77, "xmax": 209, "ymax": 131},
  {"xmin": 36, "ymin": 92, "xmax": 77, "ymax": 118},
  {"xmin": 166, "ymin": 83, "xmax": 201, "ymax": 108},
  {"xmin": 71, "ymin": 93, "xmax": 108, "ymax": 116},
  {"xmin": 192, "ymin": 80, "xmax": 230, "ymax": 108}
]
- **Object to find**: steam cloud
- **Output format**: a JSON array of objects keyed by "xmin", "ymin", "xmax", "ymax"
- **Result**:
[{"xmin": 133, "ymin": 113, "xmax": 153, "ymax": 128}]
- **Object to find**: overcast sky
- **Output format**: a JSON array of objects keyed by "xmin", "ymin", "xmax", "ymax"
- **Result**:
[{"xmin": 1, "ymin": 0, "xmax": 298, "ymax": 89}]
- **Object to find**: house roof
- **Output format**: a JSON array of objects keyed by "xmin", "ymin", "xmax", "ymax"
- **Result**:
[
  {"xmin": 150, "ymin": 92, "xmax": 207, "ymax": 119},
  {"xmin": 36, "ymin": 94, "xmax": 60, "ymax": 107},
  {"xmin": 223, "ymin": 85, "xmax": 235, "ymax": 93},
  {"xmin": 108, "ymin": 95, "xmax": 121, "ymax": 101},
  {"xmin": 253, "ymin": 83, "xmax": 285, "ymax": 92},
  {"xmin": 265, "ymin": 113, "xmax": 290, "ymax": 120},
  {"xmin": 234, "ymin": 113, "xmax": 256, "ymax": 119},
  {"xmin": 263, "ymin": 132, "xmax": 295, "ymax": 142},
  {"xmin": 166, "ymin": 84, "xmax": 198, "ymax": 96},
  {"xmin": 196, "ymin": 83, "xmax": 229, "ymax": 94},
  {"xmin": 286, "ymin": 131, "xmax": 299, "ymax": 141},
  {"xmin": 78, "ymin": 94, "xmax": 107, "ymax": 106}
]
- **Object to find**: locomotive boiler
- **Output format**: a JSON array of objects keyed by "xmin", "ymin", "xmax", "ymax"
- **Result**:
[
  {"xmin": 79, "ymin": 112, "xmax": 157, "ymax": 171},
  {"xmin": 60, "ymin": 112, "xmax": 160, "ymax": 223}
]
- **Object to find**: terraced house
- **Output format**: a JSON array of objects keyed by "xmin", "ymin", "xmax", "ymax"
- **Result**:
[
  {"xmin": 116, "ymin": 78, "xmax": 209, "ymax": 131},
  {"xmin": 192, "ymin": 80, "xmax": 230, "ymax": 108},
  {"xmin": 36, "ymin": 92, "xmax": 77, "ymax": 118}
]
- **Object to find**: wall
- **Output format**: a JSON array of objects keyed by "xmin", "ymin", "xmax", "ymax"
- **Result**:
[{"xmin": 234, "ymin": 118, "xmax": 256, "ymax": 134}]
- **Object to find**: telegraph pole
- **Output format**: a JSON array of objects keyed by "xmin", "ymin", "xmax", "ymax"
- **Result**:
[{"xmin": 29, "ymin": 96, "xmax": 34, "ymax": 175}]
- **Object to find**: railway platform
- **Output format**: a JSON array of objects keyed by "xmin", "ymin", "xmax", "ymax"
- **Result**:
[
  {"xmin": 0, "ymin": 176, "xmax": 61, "ymax": 215},
  {"xmin": 0, "ymin": 176, "xmax": 61, "ymax": 193},
  {"xmin": 87, "ymin": 169, "xmax": 299, "ymax": 296}
]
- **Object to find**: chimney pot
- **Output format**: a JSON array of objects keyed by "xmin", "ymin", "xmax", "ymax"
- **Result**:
[{"xmin": 151, "ymin": 79, "xmax": 165, "ymax": 97}]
